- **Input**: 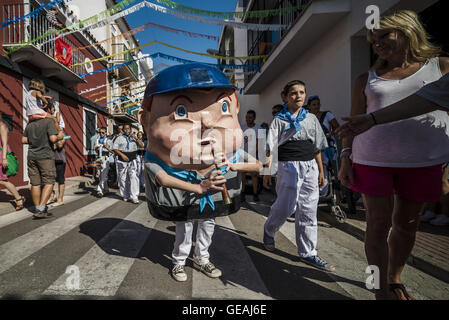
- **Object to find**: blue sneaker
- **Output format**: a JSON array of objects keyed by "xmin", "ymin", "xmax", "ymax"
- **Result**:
[
  {"xmin": 263, "ymin": 231, "xmax": 275, "ymax": 252},
  {"xmin": 299, "ymin": 255, "xmax": 335, "ymax": 272}
]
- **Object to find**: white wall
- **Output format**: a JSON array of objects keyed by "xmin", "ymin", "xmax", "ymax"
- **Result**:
[
  {"xmin": 69, "ymin": 0, "xmax": 108, "ymax": 43},
  {"xmin": 236, "ymin": 92, "xmax": 261, "ymax": 126}
]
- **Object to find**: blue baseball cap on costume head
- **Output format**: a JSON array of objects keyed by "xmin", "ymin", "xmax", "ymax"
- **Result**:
[{"xmin": 144, "ymin": 63, "xmax": 236, "ymax": 98}]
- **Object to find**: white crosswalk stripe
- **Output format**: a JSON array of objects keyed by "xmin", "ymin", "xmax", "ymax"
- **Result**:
[
  {"xmin": 0, "ymin": 197, "xmax": 120, "ymax": 275},
  {"xmin": 43, "ymin": 203, "xmax": 156, "ymax": 296},
  {"xmin": 192, "ymin": 215, "xmax": 272, "ymax": 300},
  {"xmin": 2, "ymin": 190, "xmax": 446, "ymax": 300},
  {"xmin": 0, "ymin": 195, "xmax": 85, "ymax": 229}
]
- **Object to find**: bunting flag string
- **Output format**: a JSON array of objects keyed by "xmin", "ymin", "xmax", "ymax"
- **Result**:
[
  {"xmin": 0, "ymin": 0, "xmax": 68, "ymax": 30},
  {"xmin": 102, "ymin": 89, "xmax": 146, "ymax": 106},
  {"xmin": 151, "ymin": 0, "xmax": 307, "ymax": 19},
  {"xmin": 80, "ymin": 53, "xmax": 260, "ymax": 78},
  {"xmin": 92, "ymin": 67, "xmax": 252, "ymax": 104},
  {"xmin": 144, "ymin": 1, "xmax": 287, "ymax": 31},
  {"xmin": 3, "ymin": 0, "xmax": 140, "ymax": 56},
  {"xmin": 153, "ymin": 40, "xmax": 267, "ymax": 61},
  {"xmin": 56, "ymin": 21, "xmax": 218, "ymax": 60},
  {"xmin": 224, "ymin": 70, "xmax": 257, "ymax": 76},
  {"xmin": 71, "ymin": 39, "xmax": 266, "ymax": 68},
  {"xmin": 79, "ymin": 54, "xmax": 151, "ymax": 78},
  {"xmin": 86, "ymin": 64, "xmax": 166, "ymax": 99},
  {"xmin": 150, "ymin": 52, "xmax": 261, "ymax": 70},
  {"xmin": 93, "ymin": 84, "xmax": 147, "ymax": 103},
  {"xmin": 90, "ymin": 82, "xmax": 134, "ymax": 100},
  {"xmin": 35, "ymin": 1, "xmax": 148, "ymax": 50},
  {"xmin": 79, "ymin": 77, "xmax": 131, "ymax": 95},
  {"xmin": 4, "ymin": 0, "xmax": 287, "ymax": 56}
]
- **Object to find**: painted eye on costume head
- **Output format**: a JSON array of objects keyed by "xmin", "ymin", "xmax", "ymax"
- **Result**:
[
  {"xmin": 174, "ymin": 104, "xmax": 187, "ymax": 120},
  {"xmin": 221, "ymin": 101, "xmax": 230, "ymax": 114}
]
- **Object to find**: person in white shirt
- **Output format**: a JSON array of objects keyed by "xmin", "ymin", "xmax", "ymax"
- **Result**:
[
  {"xmin": 113, "ymin": 124, "xmax": 144, "ymax": 203},
  {"xmin": 240, "ymin": 110, "xmax": 262, "ymax": 202},
  {"xmin": 95, "ymin": 127, "xmax": 114, "ymax": 197}
]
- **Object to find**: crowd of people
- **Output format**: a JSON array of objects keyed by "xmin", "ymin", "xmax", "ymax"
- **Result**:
[{"xmin": 94, "ymin": 124, "xmax": 146, "ymax": 204}]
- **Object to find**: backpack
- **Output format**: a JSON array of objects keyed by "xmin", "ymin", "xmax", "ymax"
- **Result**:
[{"xmin": 0, "ymin": 147, "xmax": 19, "ymax": 177}]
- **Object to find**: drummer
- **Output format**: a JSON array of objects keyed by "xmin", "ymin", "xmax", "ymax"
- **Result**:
[
  {"xmin": 113, "ymin": 124, "xmax": 144, "ymax": 203},
  {"xmin": 95, "ymin": 127, "xmax": 114, "ymax": 197}
]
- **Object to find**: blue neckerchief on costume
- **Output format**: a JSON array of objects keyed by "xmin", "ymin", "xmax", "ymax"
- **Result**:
[
  {"xmin": 99, "ymin": 136, "xmax": 106, "ymax": 145},
  {"xmin": 122, "ymin": 133, "xmax": 131, "ymax": 150},
  {"xmin": 275, "ymin": 105, "xmax": 308, "ymax": 132},
  {"xmin": 145, "ymin": 149, "xmax": 243, "ymax": 212}
]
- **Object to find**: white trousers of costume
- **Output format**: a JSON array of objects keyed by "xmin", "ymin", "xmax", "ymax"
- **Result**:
[
  {"xmin": 264, "ymin": 160, "xmax": 319, "ymax": 258},
  {"xmin": 116, "ymin": 159, "xmax": 139, "ymax": 201},
  {"xmin": 96, "ymin": 156, "xmax": 113, "ymax": 193},
  {"xmin": 172, "ymin": 218, "xmax": 215, "ymax": 266}
]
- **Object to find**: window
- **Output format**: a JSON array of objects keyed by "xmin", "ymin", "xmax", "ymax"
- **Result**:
[{"xmin": 83, "ymin": 108, "xmax": 97, "ymax": 155}]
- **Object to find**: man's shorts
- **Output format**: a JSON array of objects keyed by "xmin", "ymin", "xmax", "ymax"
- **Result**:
[
  {"xmin": 55, "ymin": 160, "xmax": 66, "ymax": 184},
  {"xmin": 28, "ymin": 159, "xmax": 56, "ymax": 186},
  {"xmin": 351, "ymin": 163, "xmax": 443, "ymax": 202}
]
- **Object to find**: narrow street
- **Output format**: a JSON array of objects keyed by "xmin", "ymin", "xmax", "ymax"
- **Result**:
[{"xmin": 0, "ymin": 181, "xmax": 447, "ymax": 300}]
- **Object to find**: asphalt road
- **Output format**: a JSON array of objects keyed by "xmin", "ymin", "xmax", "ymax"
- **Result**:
[{"xmin": 0, "ymin": 185, "xmax": 448, "ymax": 300}]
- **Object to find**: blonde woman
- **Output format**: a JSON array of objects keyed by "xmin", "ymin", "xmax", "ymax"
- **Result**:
[{"xmin": 338, "ymin": 10, "xmax": 449, "ymax": 300}]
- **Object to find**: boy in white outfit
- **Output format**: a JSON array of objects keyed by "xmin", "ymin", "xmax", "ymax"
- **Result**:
[
  {"xmin": 263, "ymin": 80, "xmax": 335, "ymax": 272},
  {"xmin": 113, "ymin": 124, "xmax": 144, "ymax": 203},
  {"xmin": 95, "ymin": 127, "xmax": 114, "ymax": 197}
]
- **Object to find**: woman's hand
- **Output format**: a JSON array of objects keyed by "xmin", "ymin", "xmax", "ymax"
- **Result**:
[
  {"xmin": 338, "ymin": 158, "xmax": 355, "ymax": 188},
  {"xmin": 2, "ymin": 158, "xmax": 8, "ymax": 169}
]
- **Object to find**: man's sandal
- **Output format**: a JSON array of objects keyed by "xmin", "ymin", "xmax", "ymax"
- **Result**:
[
  {"xmin": 47, "ymin": 191, "xmax": 57, "ymax": 204},
  {"xmin": 13, "ymin": 196, "xmax": 25, "ymax": 211},
  {"xmin": 389, "ymin": 283, "xmax": 415, "ymax": 300}
]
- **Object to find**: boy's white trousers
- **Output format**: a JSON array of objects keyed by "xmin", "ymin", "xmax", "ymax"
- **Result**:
[
  {"xmin": 96, "ymin": 156, "xmax": 113, "ymax": 193},
  {"xmin": 264, "ymin": 160, "xmax": 319, "ymax": 258},
  {"xmin": 116, "ymin": 159, "xmax": 139, "ymax": 201},
  {"xmin": 172, "ymin": 218, "xmax": 215, "ymax": 266}
]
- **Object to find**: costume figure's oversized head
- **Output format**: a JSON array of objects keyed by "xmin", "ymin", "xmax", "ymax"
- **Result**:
[{"xmin": 140, "ymin": 63, "xmax": 243, "ymax": 170}]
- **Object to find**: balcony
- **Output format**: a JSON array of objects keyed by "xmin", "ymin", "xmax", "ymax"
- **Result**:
[
  {"xmin": 111, "ymin": 43, "xmax": 139, "ymax": 81},
  {"xmin": 244, "ymin": 0, "xmax": 351, "ymax": 94},
  {"xmin": 1, "ymin": 1, "xmax": 86, "ymax": 87}
]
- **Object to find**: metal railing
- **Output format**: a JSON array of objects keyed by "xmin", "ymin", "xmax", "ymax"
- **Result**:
[
  {"xmin": 112, "ymin": 43, "xmax": 139, "ymax": 79},
  {"xmin": 1, "ymin": 1, "xmax": 87, "ymax": 76},
  {"xmin": 243, "ymin": 0, "xmax": 311, "ymax": 84}
]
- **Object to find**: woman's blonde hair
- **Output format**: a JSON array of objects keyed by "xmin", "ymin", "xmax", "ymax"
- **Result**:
[
  {"xmin": 367, "ymin": 10, "xmax": 441, "ymax": 65},
  {"xmin": 29, "ymin": 78, "xmax": 46, "ymax": 94}
]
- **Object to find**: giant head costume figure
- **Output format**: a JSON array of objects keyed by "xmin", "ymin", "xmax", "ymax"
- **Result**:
[{"xmin": 140, "ymin": 63, "xmax": 250, "ymax": 221}]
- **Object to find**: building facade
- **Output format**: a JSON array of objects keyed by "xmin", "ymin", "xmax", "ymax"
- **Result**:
[{"xmin": 0, "ymin": 0, "xmax": 110, "ymax": 186}]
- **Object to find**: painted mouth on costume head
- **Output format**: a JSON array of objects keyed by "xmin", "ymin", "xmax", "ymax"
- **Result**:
[{"xmin": 200, "ymin": 137, "xmax": 215, "ymax": 146}]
